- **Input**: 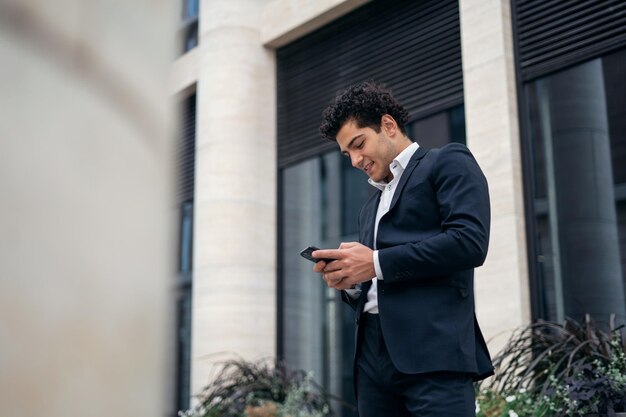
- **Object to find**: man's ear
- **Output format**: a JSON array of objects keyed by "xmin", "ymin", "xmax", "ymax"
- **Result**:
[{"xmin": 381, "ymin": 114, "xmax": 398, "ymax": 137}]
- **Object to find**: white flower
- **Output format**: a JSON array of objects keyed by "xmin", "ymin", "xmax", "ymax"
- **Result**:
[
  {"xmin": 506, "ymin": 395, "xmax": 516, "ymax": 403},
  {"xmin": 508, "ymin": 411, "xmax": 519, "ymax": 417},
  {"xmin": 519, "ymin": 388, "xmax": 526, "ymax": 393},
  {"xmin": 475, "ymin": 400, "xmax": 480, "ymax": 413}
]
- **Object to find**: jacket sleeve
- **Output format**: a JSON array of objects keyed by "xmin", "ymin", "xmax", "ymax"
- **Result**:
[{"xmin": 378, "ymin": 144, "xmax": 490, "ymax": 283}]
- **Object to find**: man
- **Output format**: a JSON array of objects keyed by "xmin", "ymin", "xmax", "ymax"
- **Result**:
[{"xmin": 312, "ymin": 81, "xmax": 493, "ymax": 417}]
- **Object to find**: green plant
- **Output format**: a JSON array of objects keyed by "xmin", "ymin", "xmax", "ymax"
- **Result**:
[
  {"xmin": 179, "ymin": 358, "xmax": 334, "ymax": 417},
  {"xmin": 477, "ymin": 314, "xmax": 626, "ymax": 416},
  {"xmin": 475, "ymin": 384, "xmax": 581, "ymax": 417}
]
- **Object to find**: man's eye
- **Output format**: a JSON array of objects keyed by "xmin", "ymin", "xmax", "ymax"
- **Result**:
[{"xmin": 356, "ymin": 141, "xmax": 364, "ymax": 148}]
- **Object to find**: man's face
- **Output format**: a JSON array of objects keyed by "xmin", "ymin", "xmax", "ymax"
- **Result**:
[{"xmin": 336, "ymin": 119, "xmax": 398, "ymax": 183}]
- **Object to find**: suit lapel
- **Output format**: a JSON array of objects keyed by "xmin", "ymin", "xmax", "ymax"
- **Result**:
[{"xmin": 388, "ymin": 146, "xmax": 429, "ymax": 213}]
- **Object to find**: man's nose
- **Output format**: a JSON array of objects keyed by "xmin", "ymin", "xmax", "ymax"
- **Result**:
[{"xmin": 351, "ymin": 152, "xmax": 363, "ymax": 168}]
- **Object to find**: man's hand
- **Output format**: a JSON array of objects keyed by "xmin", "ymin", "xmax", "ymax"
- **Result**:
[{"xmin": 312, "ymin": 242, "xmax": 376, "ymax": 290}]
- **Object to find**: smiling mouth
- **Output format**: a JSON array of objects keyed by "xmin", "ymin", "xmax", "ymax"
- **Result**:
[{"xmin": 364, "ymin": 161, "xmax": 373, "ymax": 173}]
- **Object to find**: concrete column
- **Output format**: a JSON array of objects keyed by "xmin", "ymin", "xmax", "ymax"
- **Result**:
[
  {"xmin": 460, "ymin": 0, "xmax": 530, "ymax": 353},
  {"xmin": 540, "ymin": 60, "xmax": 625, "ymax": 323},
  {"xmin": 191, "ymin": 0, "xmax": 277, "ymax": 397},
  {"xmin": 282, "ymin": 160, "xmax": 325, "ymax": 382}
]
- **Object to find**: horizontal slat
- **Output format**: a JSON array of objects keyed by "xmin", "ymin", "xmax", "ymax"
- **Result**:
[
  {"xmin": 178, "ymin": 94, "xmax": 196, "ymax": 203},
  {"xmin": 514, "ymin": 0, "xmax": 626, "ymax": 81},
  {"xmin": 277, "ymin": 0, "xmax": 463, "ymax": 168},
  {"xmin": 520, "ymin": 0, "xmax": 608, "ymax": 39},
  {"xmin": 520, "ymin": 4, "xmax": 625, "ymax": 50},
  {"xmin": 278, "ymin": 54, "xmax": 462, "ymax": 129},
  {"xmin": 522, "ymin": 23, "xmax": 625, "ymax": 64}
]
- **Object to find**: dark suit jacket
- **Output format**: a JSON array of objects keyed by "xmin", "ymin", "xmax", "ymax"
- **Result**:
[{"xmin": 344, "ymin": 142, "xmax": 494, "ymax": 381}]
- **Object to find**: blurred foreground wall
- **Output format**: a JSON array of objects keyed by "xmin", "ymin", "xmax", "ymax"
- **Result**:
[{"xmin": 0, "ymin": 1, "xmax": 177, "ymax": 416}]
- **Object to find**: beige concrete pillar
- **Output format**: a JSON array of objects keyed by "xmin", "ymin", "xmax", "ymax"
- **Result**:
[
  {"xmin": 191, "ymin": 0, "xmax": 277, "ymax": 396},
  {"xmin": 460, "ymin": 0, "xmax": 530, "ymax": 354}
]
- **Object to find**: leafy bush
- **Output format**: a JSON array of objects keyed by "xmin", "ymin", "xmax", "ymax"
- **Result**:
[
  {"xmin": 179, "ymin": 358, "xmax": 334, "ymax": 417},
  {"xmin": 477, "ymin": 314, "xmax": 626, "ymax": 416}
]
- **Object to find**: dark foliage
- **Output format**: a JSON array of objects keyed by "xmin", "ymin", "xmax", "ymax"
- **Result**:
[
  {"xmin": 479, "ymin": 314, "xmax": 626, "ymax": 415},
  {"xmin": 194, "ymin": 358, "xmax": 333, "ymax": 417},
  {"xmin": 564, "ymin": 362, "xmax": 626, "ymax": 415}
]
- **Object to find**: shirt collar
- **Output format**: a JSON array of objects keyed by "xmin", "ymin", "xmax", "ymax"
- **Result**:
[{"xmin": 368, "ymin": 142, "xmax": 419, "ymax": 191}]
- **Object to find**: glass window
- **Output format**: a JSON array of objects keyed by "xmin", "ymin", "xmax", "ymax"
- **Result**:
[
  {"xmin": 524, "ymin": 48, "xmax": 626, "ymax": 324},
  {"xmin": 176, "ymin": 94, "xmax": 196, "ymax": 412},
  {"xmin": 176, "ymin": 287, "xmax": 192, "ymax": 411},
  {"xmin": 180, "ymin": 0, "xmax": 198, "ymax": 54},
  {"xmin": 281, "ymin": 151, "xmax": 361, "ymax": 416},
  {"xmin": 409, "ymin": 104, "xmax": 466, "ymax": 147},
  {"xmin": 183, "ymin": 24, "xmax": 198, "ymax": 53},
  {"xmin": 341, "ymin": 155, "xmax": 370, "ymax": 237},
  {"xmin": 175, "ymin": 209, "xmax": 194, "ymax": 411},
  {"xmin": 182, "ymin": 0, "xmax": 199, "ymax": 20},
  {"xmin": 180, "ymin": 201, "xmax": 193, "ymax": 281}
]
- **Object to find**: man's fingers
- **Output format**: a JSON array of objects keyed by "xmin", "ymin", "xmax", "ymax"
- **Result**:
[
  {"xmin": 312, "ymin": 260, "xmax": 326, "ymax": 273},
  {"xmin": 322, "ymin": 271, "xmax": 357, "ymax": 290},
  {"xmin": 322, "ymin": 259, "xmax": 342, "ymax": 272},
  {"xmin": 324, "ymin": 272, "xmax": 342, "ymax": 285},
  {"xmin": 335, "ymin": 278, "xmax": 356, "ymax": 290},
  {"xmin": 338, "ymin": 242, "xmax": 359, "ymax": 249},
  {"xmin": 312, "ymin": 249, "xmax": 342, "ymax": 260},
  {"xmin": 323, "ymin": 271, "xmax": 345, "ymax": 287},
  {"xmin": 313, "ymin": 243, "xmax": 360, "ymax": 261}
]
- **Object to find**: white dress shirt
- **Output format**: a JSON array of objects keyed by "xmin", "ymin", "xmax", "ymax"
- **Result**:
[{"xmin": 345, "ymin": 142, "xmax": 419, "ymax": 314}]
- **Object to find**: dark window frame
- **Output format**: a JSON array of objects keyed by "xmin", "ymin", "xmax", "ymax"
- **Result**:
[
  {"xmin": 511, "ymin": 0, "xmax": 626, "ymax": 321},
  {"xmin": 175, "ymin": 92, "xmax": 196, "ymax": 413}
]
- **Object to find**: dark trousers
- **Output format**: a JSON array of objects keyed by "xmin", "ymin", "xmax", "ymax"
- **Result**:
[{"xmin": 356, "ymin": 313, "xmax": 475, "ymax": 417}]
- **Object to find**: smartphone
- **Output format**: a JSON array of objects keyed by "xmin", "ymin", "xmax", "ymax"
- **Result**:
[{"xmin": 299, "ymin": 246, "xmax": 337, "ymax": 264}]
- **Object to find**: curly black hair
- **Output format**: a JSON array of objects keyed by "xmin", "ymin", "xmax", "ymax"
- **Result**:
[{"xmin": 319, "ymin": 81, "xmax": 410, "ymax": 141}]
